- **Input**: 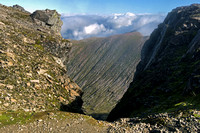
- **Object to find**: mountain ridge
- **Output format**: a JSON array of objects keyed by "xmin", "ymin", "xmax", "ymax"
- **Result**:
[
  {"xmin": 1, "ymin": 3, "xmax": 200, "ymax": 132},
  {"xmin": 67, "ymin": 31, "xmax": 148, "ymax": 119},
  {"xmin": 107, "ymin": 4, "xmax": 200, "ymax": 122}
]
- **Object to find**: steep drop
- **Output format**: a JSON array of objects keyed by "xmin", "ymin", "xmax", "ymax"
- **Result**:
[
  {"xmin": 108, "ymin": 4, "xmax": 200, "ymax": 121},
  {"xmin": 67, "ymin": 32, "xmax": 148, "ymax": 119}
]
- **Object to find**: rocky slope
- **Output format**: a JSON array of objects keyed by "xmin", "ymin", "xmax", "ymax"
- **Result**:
[
  {"xmin": 0, "ymin": 4, "xmax": 83, "ymax": 114},
  {"xmin": 1, "ymin": 3, "xmax": 200, "ymax": 133},
  {"xmin": 67, "ymin": 32, "xmax": 147, "ymax": 119},
  {"xmin": 108, "ymin": 3, "xmax": 200, "ymax": 124},
  {"xmin": 0, "ymin": 4, "xmax": 143, "ymax": 133}
]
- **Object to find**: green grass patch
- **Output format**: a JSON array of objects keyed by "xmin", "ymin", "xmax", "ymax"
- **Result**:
[
  {"xmin": 0, "ymin": 111, "xmax": 53, "ymax": 127},
  {"xmin": 175, "ymin": 102, "xmax": 192, "ymax": 107},
  {"xmin": 194, "ymin": 113, "xmax": 200, "ymax": 118},
  {"xmin": 0, "ymin": 111, "xmax": 33, "ymax": 127},
  {"xmin": 34, "ymin": 44, "xmax": 44, "ymax": 51}
]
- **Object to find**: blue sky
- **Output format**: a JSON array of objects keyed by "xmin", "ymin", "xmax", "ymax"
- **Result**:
[
  {"xmin": 1, "ymin": 0, "xmax": 200, "ymax": 39},
  {"xmin": 0, "ymin": 0, "xmax": 200, "ymax": 14}
]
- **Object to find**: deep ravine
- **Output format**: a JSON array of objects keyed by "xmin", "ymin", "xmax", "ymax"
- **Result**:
[
  {"xmin": 67, "ymin": 32, "xmax": 147, "ymax": 119},
  {"xmin": 1, "ymin": 3, "xmax": 200, "ymax": 133}
]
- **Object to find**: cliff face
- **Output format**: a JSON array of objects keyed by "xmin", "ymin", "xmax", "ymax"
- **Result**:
[
  {"xmin": 108, "ymin": 4, "xmax": 200, "ymax": 121},
  {"xmin": 0, "ymin": 4, "xmax": 83, "ymax": 113},
  {"xmin": 67, "ymin": 32, "xmax": 147, "ymax": 119}
]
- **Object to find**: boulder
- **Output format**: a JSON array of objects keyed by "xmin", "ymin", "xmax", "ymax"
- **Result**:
[{"xmin": 30, "ymin": 9, "xmax": 63, "ymax": 35}]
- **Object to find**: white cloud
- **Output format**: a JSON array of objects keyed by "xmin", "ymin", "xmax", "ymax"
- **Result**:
[
  {"xmin": 61, "ymin": 13, "xmax": 166, "ymax": 40},
  {"xmin": 84, "ymin": 23, "xmax": 106, "ymax": 34},
  {"xmin": 109, "ymin": 12, "xmax": 137, "ymax": 28}
]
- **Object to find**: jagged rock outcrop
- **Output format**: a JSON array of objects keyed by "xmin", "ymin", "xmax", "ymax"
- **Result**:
[
  {"xmin": 108, "ymin": 4, "xmax": 200, "ymax": 122},
  {"xmin": 12, "ymin": 4, "xmax": 29, "ymax": 13},
  {"xmin": 67, "ymin": 32, "xmax": 147, "ymax": 119},
  {"xmin": 0, "ymin": 4, "xmax": 83, "ymax": 113},
  {"xmin": 30, "ymin": 9, "xmax": 63, "ymax": 36}
]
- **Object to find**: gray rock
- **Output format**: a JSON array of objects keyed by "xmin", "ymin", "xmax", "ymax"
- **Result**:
[
  {"xmin": 30, "ymin": 9, "xmax": 63, "ymax": 35},
  {"xmin": 12, "ymin": 4, "xmax": 29, "ymax": 13}
]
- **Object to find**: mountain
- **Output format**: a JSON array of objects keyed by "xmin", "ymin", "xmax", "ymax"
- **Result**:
[
  {"xmin": 1, "ymin": 3, "xmax": 200, "ymax": 132},
  {"xmin": 107, "ymin": 4, "xmax": 200, "ymax": 122},
  {"xmin": 0, "ymin": 4, "xmax": 83, "ymax": 114},
  {"xmin": 67, "ymin": 32, "xmax": 147, "ymax": 119},
  {"xmin": 0, "ymin": 5, "xmax": 124, "ymax": 132},
  {"xmin": 0, "ymin": 4, "xmax": 153, "ymax": 132}
]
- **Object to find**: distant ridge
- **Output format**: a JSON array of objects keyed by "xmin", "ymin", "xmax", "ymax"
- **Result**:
[{"xmin": 67, "ymin": 32, "xmax": 148, "ymax": 119}]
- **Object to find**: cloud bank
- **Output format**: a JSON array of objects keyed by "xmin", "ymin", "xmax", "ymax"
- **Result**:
[{"xmin": 61, "ymin": 13, "xmax": 165, "ymax": 40}]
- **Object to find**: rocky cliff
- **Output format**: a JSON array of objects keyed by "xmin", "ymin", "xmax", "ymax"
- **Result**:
[
  {"xmin": 67, "ymin": 32, "xmax": 147, "ymax": 119},
  {"xmin": 0, "ymin": 4, "xmax": 83, "ymax": 113},
  {"xmin": 1, "ymin": 3, "xmax": 200, "ymax": 132},
  {"xmin": 0, "ymin": 4, "xmax": 141, "ymax": 132},
  {"xmin": 107, "ymin": 4, "xmax": 200, "ymax": 122}
]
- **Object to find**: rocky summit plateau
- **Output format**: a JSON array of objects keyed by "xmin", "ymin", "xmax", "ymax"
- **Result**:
[{"xmin": 1, "ymin": 3, "xmax": 200, "ymax": 133}]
